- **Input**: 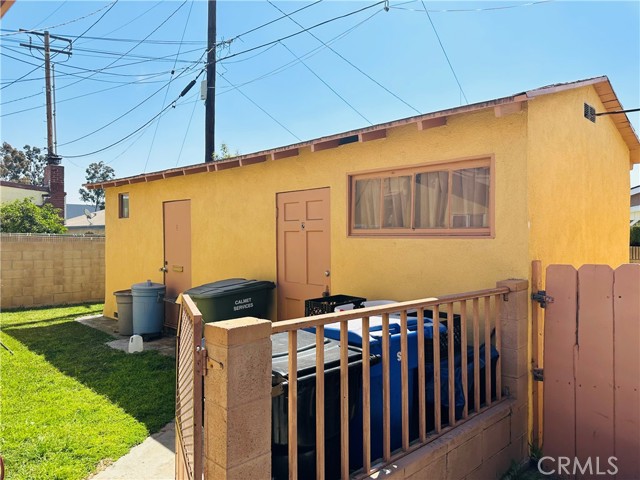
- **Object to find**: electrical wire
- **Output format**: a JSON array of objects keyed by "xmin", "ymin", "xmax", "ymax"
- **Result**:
[
  {"xmin": 218, "ymin": 73, "xmax": 301, "ymax": 142},
  {"xmin": 420, "ymin": 1, "xmax": 468, "ymax": 105},
  {"xmin": 85, "ymin": 1, "xmax": 164, "ymax": 41},
  {"xmin": 144, "ymin": 0, "xmax": 195, "ymax": 173},
  {"xmin": 175, "ymin": 95, "xmax": 199, "ymax": 167},
  {"xmin": 2, "ymin": 46, "xmax": 187, "ymax": 79},
  {"xmin": 392, "ymin": 0, "xmax": 554, "ymax": 13},
  {"xmin": 60, "ymin": 69, "xmax": 205, "ymax": 159},
  {"xmin": 68, "ymin": 1, "xmax": 119, "ymax": 46},
  {"xmin": 33, "ymin": 1, "xmax": 68, "ymax": 29},
  {"xmin": 275, "ymin": 40, "xmax": 372, "ymax": 125},
  {"xmin": 268, "ymin": 0, "xmax": 421, "ymax": 115},
  {"xmin": 0, "ymin": 2, "xmax": 119, "ymax": 36},
  {"xmin": 40, "ymin": 0, "xmax": 190, "ymax": 96},
  {"xmin": 216, "ymin": 9, "xmax": 382, "ymax": 97},
  {"xmin": 215, "ymin": 1, "xmax": 387, "ymax": 63}
]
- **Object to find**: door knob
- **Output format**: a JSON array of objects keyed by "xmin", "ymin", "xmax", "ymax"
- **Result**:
[
  {"xmin": 159, "ymin": 266, "xmax": 168, "ymax": 273},
  {"xmin": 324, "ymin": 270, "xmax": 330, "ymax": 277}
]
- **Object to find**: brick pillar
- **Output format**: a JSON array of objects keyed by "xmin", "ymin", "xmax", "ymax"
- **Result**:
[
  {"xmin": 497, "ymin": 279, "xmax": 530, "ymax": 463},
  {"xmin": 43, "ymin": 163, "xmax": 65, "ymax": 218},
  {"xmin": 204, "ymin": 317, "xmax": 272, "ymax": 480}
]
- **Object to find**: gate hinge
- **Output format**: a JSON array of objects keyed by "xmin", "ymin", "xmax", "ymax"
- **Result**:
[
  {"xmin": 533, "ymin": 368, "xmax": 544, "ymax": 382},
  {"xmin": 531, "ymin": 290, "xmax": 554, "ymax": 308},
  {"xmin": 197, "ymin": 346, "xmax": 209, "ymax": 376}
]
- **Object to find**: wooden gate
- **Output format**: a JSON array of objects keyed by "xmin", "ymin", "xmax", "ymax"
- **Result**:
[
  {"xmin": 175, "ymin": 294, "xmax": 204, "ymax": 480},
  {"xmin": 540, "ymin": 264, "xmax": 639, "ymax": 479}
]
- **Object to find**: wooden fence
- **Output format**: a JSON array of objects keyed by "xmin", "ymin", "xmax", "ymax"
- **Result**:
[{"xmin": 542, "ymin": 264, "xmax": 639, "ymax": 479}]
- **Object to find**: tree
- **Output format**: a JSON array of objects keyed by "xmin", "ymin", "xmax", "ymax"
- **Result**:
[
  {"xmin": 78, "ymin": 161, "xmax": 115, "ymax": 211},
  {"xmin": 211, "ymin": 143, "xmax": 238, "ymax": 161},
  {"xmin": 0, "ymin": 142, "xmax": 46, "ymax": 185},
  {"xmin": 0, "ymin": 198, "xmax": 66, "ymax": 233}
]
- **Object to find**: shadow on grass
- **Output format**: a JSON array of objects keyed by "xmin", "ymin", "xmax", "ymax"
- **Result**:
[{"xmin": 4, "ymin": 320, "xmax": 176, "ymax": 433}]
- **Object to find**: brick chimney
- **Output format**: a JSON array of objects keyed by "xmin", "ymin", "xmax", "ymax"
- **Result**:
[{"xmin": 44, "ymin": 161, "xmax": 66, "ymax": 218}]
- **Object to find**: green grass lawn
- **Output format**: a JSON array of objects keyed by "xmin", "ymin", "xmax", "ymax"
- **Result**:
[{"xmin": 0, "ymin": 304, "xmax": 176, "ymax": 480}]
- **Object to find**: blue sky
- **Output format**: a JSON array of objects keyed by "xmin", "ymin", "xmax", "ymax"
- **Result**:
[{"xmin": 1, "ymin": 1, "xmax": 639, "ymax": 204}]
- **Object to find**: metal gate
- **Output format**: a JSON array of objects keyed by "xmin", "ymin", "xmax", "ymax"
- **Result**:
[
  {"xmin": 536, "ymin": 263, "xmax": 639, "ymax": 479},
  {"xmin": 175, "ymin": 294, "xmax": 204, "ymax": 480}
]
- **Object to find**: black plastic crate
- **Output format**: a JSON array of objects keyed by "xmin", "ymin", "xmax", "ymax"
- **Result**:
[
  {"xmin": 305, "ymin": 294, "xmax": 367, "ymax": 317},
  {"xmin": 424, "ymin": 310, "xmax": 462, "ymax": 361}
]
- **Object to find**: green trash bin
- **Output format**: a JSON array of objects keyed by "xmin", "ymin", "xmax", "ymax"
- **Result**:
[{"xmin": 184, "ymin": 278, "xmax": 276, "ymax": 323}]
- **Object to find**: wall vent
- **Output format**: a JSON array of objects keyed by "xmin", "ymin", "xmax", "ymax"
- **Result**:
[{"xmin": 584, "ymin": 103, "xmax": 596, "ymax": 123}]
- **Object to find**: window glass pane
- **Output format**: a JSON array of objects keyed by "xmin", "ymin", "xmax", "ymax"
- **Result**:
[
  {"xmin": 383, "ymin": 176, "xmax": 412, "ymax": 228},
  {"xmin": 451, "ymin": 167, "xmax": 489, "ymax": 228},
  {"xmin": 354, "ymin": 179, "xmax": 380, "ymax": 229},
  {"xmin": 414, "ymin": 171, "xmax": 449, "ymax": 228},
  {"xmin": 120, "ymin": 193, "xmax": 129, "ymax": 218}
]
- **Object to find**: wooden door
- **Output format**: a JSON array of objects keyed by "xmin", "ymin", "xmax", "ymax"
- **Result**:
[
  {"xmin": 164, "ymin": 200, "xmax": 192, "ymax": 329},
  {"xmin": 277, "ymin": 188, "xmax": 330, "ymax": 320}
]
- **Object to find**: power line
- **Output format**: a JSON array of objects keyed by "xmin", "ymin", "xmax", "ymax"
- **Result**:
[
  {"xmin": 37, "ymin": 0, "xmax": 191, "ymax": 96},
  {"xmin": 215, "ymin": 1, "xmax": 387, "ymax": 63},
  {"xmin": 175, "ymin": 96, "xmax": 199, "ymax": 167},
  {"xmin": 0, "ymin": 72, "xmax": 167, "ymax": 117},
  {"xmin": 144, "ymin": 0, "xmax": 195, "ymax": 173},
  {"xmin": 218, "ymin": 73, "xmax": 301, "ymax": 142},
  {"xmin": 84, "ymin": 0, "xmax": 164, "ymax": 41},
  {"xmin": 33, "ymin": 2, "xmax": 68, "ymax": 29},
  {"xmin": 420, "ymin": 1, "xmax": 468, "ymax": 105},
  {"xmin": 268, "ymin": 0, "xmax": 421, "ymax": 115},
  {"xmin": 275, "ymin": 39, "xmax": 372, "ymax": 125},
  {"xmin": 2, "ymin": 46, "xmax": 186, "ymax": 79},
  {"xmin": 215, "ymin": 9, "xmax": 383, "ymax": 98},
  {"xmin": 0, "ymin": 2, "xmax": 118, "ymax": 37},
  {"xmin": 68, "ymin": 0, "xmax": 118, "ymax": 46},
  {"xmin": 60, "ymin": 69, "xmax": 204, "ymax": 159},
  {"xmin": 392, "ymin": 0, "xmax": 554, "ymax": 13}
]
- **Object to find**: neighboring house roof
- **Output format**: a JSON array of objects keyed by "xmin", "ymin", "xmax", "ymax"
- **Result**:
[
  {"xmin": 65, "ymin": 208, "xmax": 106, "ymax": 228},
  {"xmin": 66, "ymin": 203, "xmax": 98, "ymax": 220},
  {"xmin": 0, "ymin": 180, "xmax": 48, "ymax": 192},
  {"xmin": 632, "ymin": 185, "xmax": 640, "ymax": 196},
  {"xmin": 87, "ymin": 76, "xmax": 640, "ymax": 190}
]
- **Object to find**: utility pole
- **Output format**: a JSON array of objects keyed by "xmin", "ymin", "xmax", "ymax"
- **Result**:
[
  {"xmin": 205, "ymin": 0, "xmax": 216, "ymax": 163},
  {"xmin": 43, "ymin": 32, "xmax": 56, "ymax": 163},
  {"xmin": 19, "ymin": 30, "xmax": 71, "ymax": 164}
]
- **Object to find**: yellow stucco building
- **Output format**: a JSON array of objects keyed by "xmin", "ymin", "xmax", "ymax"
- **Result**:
[{"xmin": 90, "ymin": 77, "xmax": 639, "ymax": 321}]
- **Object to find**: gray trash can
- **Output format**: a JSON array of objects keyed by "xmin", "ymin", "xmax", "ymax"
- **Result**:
[
  {"xmin": 131, "ymin": 280, "xmax": 166, "ymax": 336},
  {"xmin": 114, "ymin": 289, "xmax": 133, "ymax": 336}
]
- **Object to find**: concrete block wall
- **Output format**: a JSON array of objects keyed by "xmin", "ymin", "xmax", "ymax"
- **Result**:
[
  {"xmin": 0, "ymin": 234, "xmax": 105, "ymax": 308},
  {"xmin": 370, "ymin": 400, "xmax": 527, "ymax": 480}
]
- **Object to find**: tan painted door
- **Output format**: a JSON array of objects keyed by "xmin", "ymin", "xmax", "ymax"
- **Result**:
[
  {"xmin": 163, "ymin": 200, "xmax": 192, "ymax": 329},
  {"xmin": 277, "ymin": 188, "xmax": 330, "ymax": 320}
]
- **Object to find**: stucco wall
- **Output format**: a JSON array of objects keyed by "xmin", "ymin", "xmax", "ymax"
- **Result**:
[
  {"xmin": 527, "ymin": 85, "xmax": 632, "ymax": 269},
  {"xmin": 0, "ymin": 234, "xmax": 105, "ymax": 308},
  {"xmin": 0, "ymin": 184, "xmax": 47, "ymax": 206},
  {"xmin": 102, "ymin": 108, "xmax": 530, "ymax": 318}
]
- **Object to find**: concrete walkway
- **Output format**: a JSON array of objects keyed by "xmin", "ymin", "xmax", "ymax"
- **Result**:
[{"xmin": 89, "ymin": 422, "xmax": 175, "ymax": 480}]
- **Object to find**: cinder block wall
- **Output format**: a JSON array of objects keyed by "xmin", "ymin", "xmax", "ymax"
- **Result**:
[{"xmin": 0, "ymin": 234, "xmax": 105, "ymax": 309}]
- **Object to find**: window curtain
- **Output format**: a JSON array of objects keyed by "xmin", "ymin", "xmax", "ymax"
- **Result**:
[
  {"xmin": 452, "ymin": 167, "xmax": 489, "ymax": 227},
  {"xmin": 415, "ymin": 171, "xmax": 449, "ymax": 228},
  {"xmin": 383, "ymin": 176, "xmax": 411, "ymax": 228},
  {"xmin": 354, "ymin": 179, "xmax": 381, "ymax": 228}
]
